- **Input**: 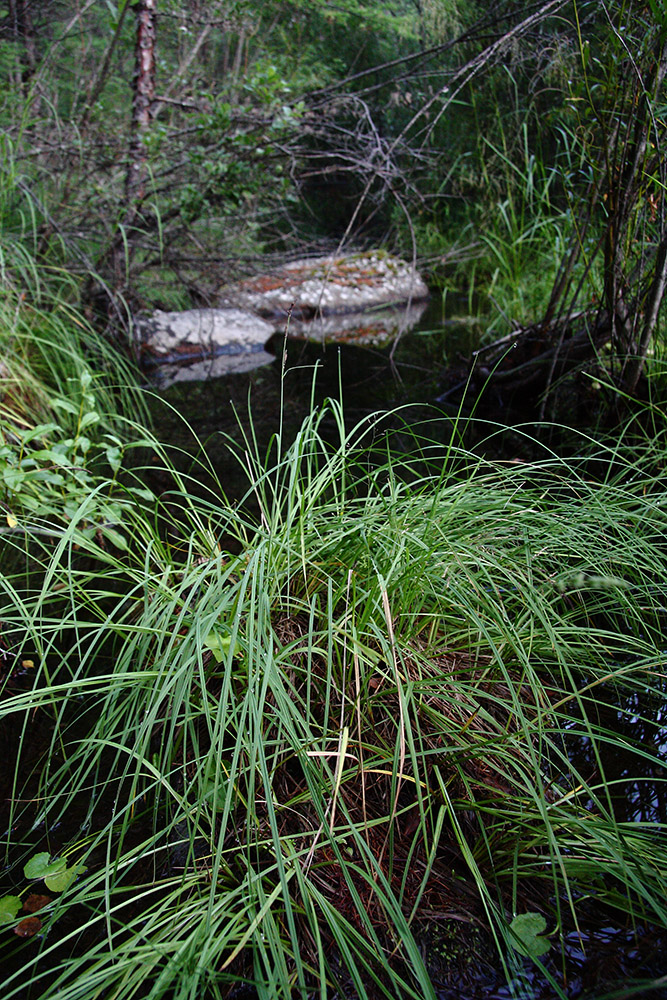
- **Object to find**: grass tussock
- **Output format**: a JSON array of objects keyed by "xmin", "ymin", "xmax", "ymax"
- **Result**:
[{"xmin": 1, "ymin": 387, "xmax": 667, "ymax": 1000}]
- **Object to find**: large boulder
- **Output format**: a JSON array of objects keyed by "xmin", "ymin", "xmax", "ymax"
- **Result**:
[
  {"xmin": 217, "ymin": 252, "xmax": 429, "ymax": 330},
  {"xmin": 136, "ymin": 308, "xmax": 276, "ymax": 387},
  {"xmin": 138, "ymin": 308, "xmax": 274, "ymax": 359},
  {"xmin": 136, "ymin": 253, "xmax": 430, "ymax": 384}
]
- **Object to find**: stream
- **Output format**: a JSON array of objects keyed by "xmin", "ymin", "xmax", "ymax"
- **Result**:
[{"xmin": 144, "ymin": 296, "xmax": 481, "ymax": 501}]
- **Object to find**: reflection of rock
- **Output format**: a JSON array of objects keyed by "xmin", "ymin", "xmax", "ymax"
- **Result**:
[
  {"xmin": 152, "ymin": 346, "xmax": 276, "ymax": 387},
  {"xmin": 218, "ymin": 252, "xmax": 429, "ymax": 333},
  {"xmin": 287, "ymin": 299, "xmax": 429, "ymax": 346}
]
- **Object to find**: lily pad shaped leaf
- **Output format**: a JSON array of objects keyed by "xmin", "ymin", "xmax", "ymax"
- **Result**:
[
  {"xmin": 24, "ymin": 853, "xmax": 67, "ymax": 881},
  {"xmin": 509, "ymin": 912, "xmax": 550, "ymax": 959},
  {"xmin": 204, "ymin": 632, "xmax": 241, "ymax": 664},
  {"xmin": 45, "ymin": 863, "xmax": 87, "ymax": 893},
  {"xmin": 0, "ymin": 895, "xmax": 22, "ymax": 925}
]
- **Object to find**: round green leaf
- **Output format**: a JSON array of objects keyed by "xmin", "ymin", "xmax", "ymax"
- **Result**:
[
  {"xmin": 204, "ymin": 632, "xmax": 241, "ymax": 663},
  {"xmin": 23, "ymin": 853, "xmax": 67, "ymax": 881},
  {"xmin": 509, "ymin": 912, "xmax": 550, "ymax": 959},
  {"xmin": 0, "ymin": 896, "xmax": 22, "ymax": 925},
  {"xmin": 45, "ymin": 864, "xmax": 87, "ymax": 893}
]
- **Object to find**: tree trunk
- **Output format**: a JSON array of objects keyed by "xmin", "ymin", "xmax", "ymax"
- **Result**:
[
  {"xmin": 125, "ymin": 0, "xmax": 157, "ymax": 212},
  {"xmin": 622, "ymin": 225, "xmax": 667, "ymax": 395},
  {"xmin": 110, "ymin": 0, "xmax": 157, "ymax": 297}
]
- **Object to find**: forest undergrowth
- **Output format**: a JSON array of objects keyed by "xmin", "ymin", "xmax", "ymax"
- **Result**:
[{"xmin": 2, "ymin": 7, "xmax": 667, "ymax": 988}]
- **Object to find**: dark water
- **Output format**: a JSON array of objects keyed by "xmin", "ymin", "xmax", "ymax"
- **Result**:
[{"xmin": 143, "ymin": 297, "xmax": 482, "ymax": 503}]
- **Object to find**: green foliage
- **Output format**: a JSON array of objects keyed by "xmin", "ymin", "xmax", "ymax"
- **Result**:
[
  {"xmin": 22, "ymin": 853, "xmax": 86, "ymax": 892},
  {"xmin": 23, "ymin": 853, "xmax": 68, "ymax": 881},
  {"xmin": 0, "ymin": 897, "xmax": 22, "ymax": 926},
  {"xmin": 2, "ymin": 366, "xmax": 667, "ymax": 996},
  {"xmin": 509, "ymin": 913, "xmax": 550, "ymax": 960},
  {"xmin": 0, "ymin": 281, "xmax": 150, "ymax": 550},
  {"xmin": 0, "ymin": 397, "xmax": 149, "ymax": 551},
  {"xmin": 5, "ymin": 0, "xmax": 650, "ymax": 351},
  {"xmin": 2, "ymin": 8, "xmax": 667, "ymax": 995},
  {"xmin": 541, "ymin": 0, "xmax": 667, "ymax": 387}
]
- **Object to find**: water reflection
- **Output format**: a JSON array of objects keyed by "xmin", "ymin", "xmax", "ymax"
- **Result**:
[
  {"xmin": 147, "ymin": 297, "xmax": 437, "ymax": 390},
  {"xmin": 144, "ymin": 304, "xmax": 478, "ymax": 502},
  {"xmin": 560, "ymin": 679, "xmax": 667, "ymax": 825},
  {"xmin": 286, "ymin": 299, "xmax": 429, "ymax": 345},
  {"xmin": 151, "ymin": 343, "xmax": 275, "ymax": 387}
]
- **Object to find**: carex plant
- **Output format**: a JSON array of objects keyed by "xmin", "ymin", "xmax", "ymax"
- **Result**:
[
  {"xmin": 1, "ymin": 339, "xmax": 667, "ymax": 999},
  {"xmin": 0, "ymin": 150, "xmax": 665, "ymax": 998}
]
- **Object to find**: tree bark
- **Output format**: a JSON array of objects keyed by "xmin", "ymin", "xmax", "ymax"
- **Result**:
[
  {"xmin": 93, "ymin": 0, "xmax": 157, "ymax": 322},
  {"xmin": 125, "ymin": 0, "xmax": 157, "ymax": 212},
  {"xmin": 108, "ymin": 0, "xmax": 157, "ymax": 298}
]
